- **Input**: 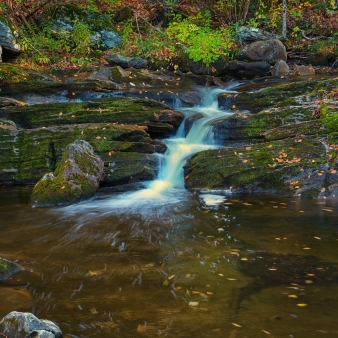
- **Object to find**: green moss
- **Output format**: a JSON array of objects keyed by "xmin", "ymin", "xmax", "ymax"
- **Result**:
[{"xmin": 7, "ymin": 317, "xmax": 20, "ymax": 330}]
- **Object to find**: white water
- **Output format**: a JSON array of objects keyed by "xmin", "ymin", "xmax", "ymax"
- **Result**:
[{"xmin": 64, "ymin": 86, "xmax": 238, "ymax": 213}]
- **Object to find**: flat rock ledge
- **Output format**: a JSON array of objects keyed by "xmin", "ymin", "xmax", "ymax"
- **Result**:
[{"xmin": 0, "ymin": 311, "xmax": 62, "ymax": 338}]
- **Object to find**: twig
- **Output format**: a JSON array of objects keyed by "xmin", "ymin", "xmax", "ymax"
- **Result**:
[
  {"xmin": 300, "ymin": 30, "xmax": 325, "ymax": 41},
  {"xmin": 0, "ymin": 333, "xmax": 9, "ymax": 338}
]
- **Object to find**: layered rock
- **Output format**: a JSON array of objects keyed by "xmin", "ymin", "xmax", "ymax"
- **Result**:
[
  {"xmin": 184, "ymin": 78, "xmax": 338, "ymax": 198},
  {"xmin": 0, "ymin": 311, "xmax": 62, "ymax": 338},
  {"xmin": 29, "ymin": 140, "xmax": 104, "ymax": 207},
  {"xmin": 0, "ymin": 97, "xmax": 183, "ymax": 189}
]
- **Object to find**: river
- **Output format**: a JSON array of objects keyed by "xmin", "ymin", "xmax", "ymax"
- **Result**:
[{"xmin": 1, "ymin": 83, "xmax": 338, "ymax": 337}]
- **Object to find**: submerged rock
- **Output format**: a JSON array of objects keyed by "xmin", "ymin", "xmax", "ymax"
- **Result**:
[
  {"xmin": 293, "ymin": 65, "xmax": 315, "ymax": 76},
  {"xmin": 271, "ymin": 60, "xmax": 289, "ymax": 77},
  {"xmin": 29, "ymin": 140, "xmax": 103, "ymax": 207},
  {"xmin": 0, "ymin": 257, "xmax": 24, "ymax": 281},
  {"xmin": 0, "ymin": 311, "xmax": 62, "ymax": 338}
]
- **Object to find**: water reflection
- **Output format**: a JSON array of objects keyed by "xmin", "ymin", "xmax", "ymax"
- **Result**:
[{"xmin": 1, "ymin": 187, "xmax": 338, "ymax": 337}]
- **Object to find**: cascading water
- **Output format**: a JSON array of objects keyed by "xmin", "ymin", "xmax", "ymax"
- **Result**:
[{"xmin": 66, "ymin": 86, "xmax": 238, "ymax": 212}]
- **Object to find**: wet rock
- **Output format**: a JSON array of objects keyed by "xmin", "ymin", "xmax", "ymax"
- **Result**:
[
  {"xmin": 185, "ymin": 77, "xmax": 338, "ymax": 197},
  {"xmin": 184, "ymin": 113, "xmax": 204, "ymax": 136},
  {"xmin": 0, "ymin": 311, "xmax": 62, "ymax": 338},
  {"xmin": 184, "ymin": 137, "xmax": 329, "ymax": 197},
  {"xmin": 0, "ymin": 257, "xmax": 24, "ymax": 281},
  {"xmin": 237, "ymin": 39, "xmax": 287, "ymax": 62},
  {"xmin": 0, "ymin": 20, "xmax": 21, "ymax": 61},
  {"xmin": 29, "ymin": 140, "xmax": 104, "ymax": 207},
  {"xmin": 236, "ymin": 26, "xmax": 277, "ymax": 47},
  {"xmin": 293, "ymin": 65, "xmax": 315, "ymax": 76},
  {"xmin": 271, "ymin": 60, "xmax": 289, "ymax": 77},
  {"xmin": 105, "ymin": 54, "xmax": 148, "ymax": 69},
  {"xmin": 223, "ymin": 61, "xmax": 271, "ymax": 78}
]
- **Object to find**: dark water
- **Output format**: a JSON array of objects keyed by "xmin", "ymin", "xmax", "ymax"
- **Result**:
[{"xmin": 1, "ymin": 187, "xmax": 338, "ymax": 337}]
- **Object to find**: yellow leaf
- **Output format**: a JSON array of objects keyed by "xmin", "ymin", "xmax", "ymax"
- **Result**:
[
  {"xmin": 162, "ymin": 279, "xmax": 169, "ymax": 286},
  {"xmin": 232, "ymin": 105, "xmax": 236, "ymax": 109},
  {"xmin": 297, "ymin": 303, "xmax": 308, "ymax": 307},
  {"xmin": 288, "ymin": 295, "xmax": 298, "ymax": 298}
]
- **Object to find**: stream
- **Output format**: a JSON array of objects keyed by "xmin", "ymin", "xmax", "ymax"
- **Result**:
[{"xmin": 1, "ymin": 83, "xmax": 338, "ymax": 337}]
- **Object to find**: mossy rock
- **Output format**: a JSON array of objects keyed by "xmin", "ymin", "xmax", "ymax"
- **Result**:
[
  {"xmin": 0, "ymin": 257, "xmax": 24, "ymax": 281},
  {"xmin": 218, "ymin": 78, "xmax": 338, "ymax": 113},
  {"xmin": 0, "ymin": 97, "xmax": 183, "ymax": 137},
  {"xmin": 184, "ymin": 136, "xmax": 330, "ymax": 197},
  {"xmin": 0, "ymin": 121, "xmax": 165, "ymax": 186},
  {"xmin": 29, "ymin": 140, "xmax": 103, "ymax": 207}
]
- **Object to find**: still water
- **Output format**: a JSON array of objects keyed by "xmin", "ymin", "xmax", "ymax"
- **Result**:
[
  {"xmin": 1, "ymin": 188, "xmax": 338, "ymax": 338},
  {"xmin": 1, "ymin": 83, "xmax": 338, "ymax": 337}
]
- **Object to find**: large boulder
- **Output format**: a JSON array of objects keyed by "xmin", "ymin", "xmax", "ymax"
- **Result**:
[
  {"xmin": 29, "ymin": 140, "xmax": 104, "ymax": 207},
  {"xmin": 0, "ymin": 20, "xmax": 21, "ymax": 61},
  {"xmin": 0, "ymin": 257, "xmax": 24, "ymax": 281},
  {"xmin": 222, "ymin": 61, "xmax": 271, "ymax": 78},
  {"xmin": 237, "ymin": 39, "xmax": 287, "ymax": 62},
  {"xmin": 0, "ymin": 311, "xmax": 62, "ymax": 338},
  {"xmin": 105, "ymin": 54, "xmax": 148, "ymax": 69},
  {"xmin": 236, "ymin": 26, "xmax": 277, "ymax": 47}
]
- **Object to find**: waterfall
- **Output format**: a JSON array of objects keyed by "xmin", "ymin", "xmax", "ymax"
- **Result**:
[
  {"xmin": 129, "ymin": 86, "xmax": 236, "ymax": 201},
  {"xmin": 65, "ymin": 85, "xmax": 238, "ymax": 212}
]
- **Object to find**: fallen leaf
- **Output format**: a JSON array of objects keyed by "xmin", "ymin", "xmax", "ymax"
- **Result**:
[
  {"xmin": 303, "ymin": 247, "xmax": 311, "ymax": 250},
  {"xmin": 314, "ymin": 236, "xmax": 321, "ymax": 240},
  {"xmin": 297, "ymin": 303, "xmax": 308, "ymax": 307},
  {"xmin": 137, "ymin": 325, "xmax": 147, "ymax": 333},
  {"xmin": 226, "ymin": 278, "xmax": 237, "ymax": 280},
  {"xmin": 305, "ymin": 280, "xmax": 313, "ymax": 284},
  {"xmin": 189, "ymin": 301, "xmax": 199, "ymax": 307},
  {"xmin": 240, "ymin": 258, "xmax": 248, "ymax": 261},
  {"xmin": 262, "ymin": 330, "xmax": 271, "ymax": 335},
  {"xmin": 231, "ymin": 323, "xmax": 242, "ymax": 328},
  {"xmin": 162, "ymin": 279, "xmax": 169, "ymax": 286},
  {"xmin": 288, "ymin": 295, "xmax": 298, "ymax": 298},
  {"xmin": 129, "ymin": 82, "xmax": 135, "ymax": 86}
]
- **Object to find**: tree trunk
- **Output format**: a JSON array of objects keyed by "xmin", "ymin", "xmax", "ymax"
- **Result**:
[{"xmin": 282, "ymin": 0, "xmax": 287, "ymax": 39}]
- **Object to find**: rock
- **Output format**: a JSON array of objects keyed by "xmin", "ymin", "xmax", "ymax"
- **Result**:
[
  {"xmin": 29, "ymin": 140, "xmax": 104, "ymax": 207},
  {"xmin": 271, "ymin": 60, "xmax": 289, "ymax": 76},
  {"xmin": 0, "ymin": 311, "xmax": 62, "ymax": 338},
  {"xmin": 184, "ymin": 113, "xmax": 204, "ymax": 136},
  {"xmin": 105, "ymin": 54, "xmax": 148, "ymax": 69},
  {"xmin": 0, "ymin": 20, "xmax": 21, "ymax": 61},
  {"xmin": 293, "ymin": 65, "xmax": 315, "ymax": 76},
  {"xmin": 306, "ymin": 52, "xmax": 329, "ymax": 66},
  {"xmin": 238, "ymin": 39, "xmax": 287, "ymax": 62},
  {"xmin": 236, "ymin": 26, "xmax": 277, "ymax": 47},
  {"xmin": 185, "ymin": 78, "xmax": 338, "ymax": 198},
  {"xmin": 223, "ymin": 61, "xmax": 271, "ymax": 78},
  {"xmin": 99, "ymin": 30, "xmax": 122, "ymax": 48},
  {"xmin": 184, "ymin": 137, "xmax": 328, "ymax": 197},
  {"xmin": 114, "ymin": 7, "xmax": 133, "ymax": 22},
  {"xmin": 0, "ymin": 257, "xmax": 24, "ymax": 281}
]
